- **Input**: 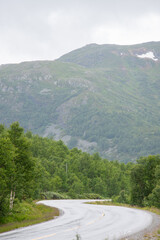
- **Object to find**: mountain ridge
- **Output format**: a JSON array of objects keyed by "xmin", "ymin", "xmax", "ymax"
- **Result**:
[
  {"xmin": 1, "ymin": 41, "xmax": 160, "ymax": 162},
  {"xmin": 58, "ymin": 41, "xmax": 160, "ymax": 67}
]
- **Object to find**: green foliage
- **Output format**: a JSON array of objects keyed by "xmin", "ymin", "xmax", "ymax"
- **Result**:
[
  {"xmin": 26, "ymin": 131, "xmax": 132, "ymax": 199},
  {"xmin": 8, "ymin": 122, "xmax": 36, "ymax": 202},
  {"xmin": 0, "ymin": 123, "xmax": 36, "ymax": 219},
  {"xmin": 0, "ymin": 129, "xmax": 16, "ymax": 218},
  {"xmin": 148, "ymin": 185, "xmax": 160, "ymax": 208},
  {"xmin": 130, "ymin": 155, "xmax": 160, "ymax": 206},
  {"xmin": 1, "ymin": 121, "xmax": 160, "ymax": 227},
  {"xmin": 76, "ymin": 193, "xmax": 103, "ymax": 199},
  {"xmin": 113, "ymin": 190, "xmax": 130, "ymax": 204},
  {"xmin": 0, "ymin": 201, "xmax": 59, "ymax": 232},
  {"xmin": 41, "ymin": 192, "xmax": 69, "ymax": 200}
]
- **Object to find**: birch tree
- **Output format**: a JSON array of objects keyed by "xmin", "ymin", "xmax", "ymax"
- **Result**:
[
  {"xmin": 8, "ymin": 122, "xmax": 35, "ymax": 208},
  {"xmin": 0, "ymin": 128, "xmax": 16, "ymax": 219}
]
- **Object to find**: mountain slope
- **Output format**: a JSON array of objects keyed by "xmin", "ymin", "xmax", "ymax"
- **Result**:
[
  {"xmin": 58, "ymin": 41, "xmax": 160, "ymax": 68},
  {"xmin": 1, "ymin": 42, "xmax": 160, "ymax": 162}
]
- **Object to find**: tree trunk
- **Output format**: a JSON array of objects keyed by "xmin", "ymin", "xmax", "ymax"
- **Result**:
[{"xmin": 10, "ymin": 190, "xmax": 15, "ymax": 209}]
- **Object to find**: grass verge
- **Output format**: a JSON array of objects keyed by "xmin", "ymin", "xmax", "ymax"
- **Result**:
[{"xmin": 0, "ymin": 201, "xmax": 59, "ymax": 233}]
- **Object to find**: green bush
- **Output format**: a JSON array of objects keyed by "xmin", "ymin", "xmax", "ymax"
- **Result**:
[
  {"xmin": 113, "ymin": 190, "xmax": 130, "ymax": 204},
  {"xmin": 76, "ymin": 193, "xmax": 103, "ymax": 199},
  {"xmin": 148, "ymin": 185, "xmax": 160, "ymax": 208},
  {"xmin": 41, "ymin": 192, "xmax": 69, "ymax": 200},
  {"xmin": 0, "ymin": 197, "xmax": 10, "ymax": 223}
]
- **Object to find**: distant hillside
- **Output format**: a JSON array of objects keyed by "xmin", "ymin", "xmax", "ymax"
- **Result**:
[
  {"xmin": 58, "ymin": 41, "xmax": 160, "ymax": 67},
  {"xmin": 1, "ymin": 41, "xmax": 160, "ymax": 162}
]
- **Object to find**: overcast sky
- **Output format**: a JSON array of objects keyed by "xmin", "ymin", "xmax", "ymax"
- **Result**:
[{"xmin": 0, "ymin": 0, "xmax": 160, "ymax": 65}]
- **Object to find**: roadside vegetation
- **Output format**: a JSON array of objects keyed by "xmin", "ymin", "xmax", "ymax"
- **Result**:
[
  {"xmin": 0, "ymin": 201, "xmax": 59, "ymax": 233},
  {"xmin": 0, "ymin": 122, "xmax": 160, "ymax": 233}
]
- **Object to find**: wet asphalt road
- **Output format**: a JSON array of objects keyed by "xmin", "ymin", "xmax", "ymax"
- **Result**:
[{"xmin": 0, "ymin": 200, "xmax": 153, "ymax": 240}]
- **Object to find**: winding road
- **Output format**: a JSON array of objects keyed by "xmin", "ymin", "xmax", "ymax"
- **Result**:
[{"xmin": 0, "ymin": 200, "xmax": 157, "ymax": 240}]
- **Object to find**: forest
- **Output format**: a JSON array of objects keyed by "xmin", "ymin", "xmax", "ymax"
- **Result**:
[{"xmin": 0, "ymin": 122, "xmax": 160, "ymax": 223}]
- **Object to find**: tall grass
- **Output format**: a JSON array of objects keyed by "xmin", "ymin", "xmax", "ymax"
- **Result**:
[{"xmin": 0, "ymin": 201, "xmax": 59, "ymax": 233}]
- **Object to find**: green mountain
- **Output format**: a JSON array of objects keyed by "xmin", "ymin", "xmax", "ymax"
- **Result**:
[{"xmin": 1, "ymin": 41, "xmax": 160, "ymax": 162}]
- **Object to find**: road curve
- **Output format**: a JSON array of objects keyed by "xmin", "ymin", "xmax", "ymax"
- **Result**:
[{"xmin": 0, "ymin": 200, "xmax": 156, "ymax": 240}]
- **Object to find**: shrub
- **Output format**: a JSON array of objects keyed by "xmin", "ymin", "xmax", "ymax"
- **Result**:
[
  {"xmin": 148, "ymin": 185, "xmax": 160, "ymax": 208},
  {"xmin": 41, "ymin": 192, "xmax": 69, "ymax": 200}
]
